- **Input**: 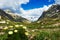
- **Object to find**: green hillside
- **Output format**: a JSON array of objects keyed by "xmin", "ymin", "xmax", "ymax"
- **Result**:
[{"xmin": 0, "ymin": 5, "xmax": 60, "ymax": 40}]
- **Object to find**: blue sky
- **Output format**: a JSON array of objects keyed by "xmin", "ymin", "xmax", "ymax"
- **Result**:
[
  {"xmin": 21, "ymin": 0, "xmax": 55, "ymax": 10},
  {"xmin": 0, "ymin": 0, "xmax": 60, "ymax": 21}
]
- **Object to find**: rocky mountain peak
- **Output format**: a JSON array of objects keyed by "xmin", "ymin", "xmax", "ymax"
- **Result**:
[{"xmin": 38, "ymin": 4, "xmax": 60, "ymax": 21}]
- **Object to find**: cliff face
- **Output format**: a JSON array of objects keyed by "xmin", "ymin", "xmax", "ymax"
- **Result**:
[
  {"xmin": 0, "ymin": 9, "xmax": 15, "ymax": 21},
  {"xmin": 0, "ymin": 9, "xmax": 30, "ymax": 23},
  {"xmin": 35, "ymin": 4, "xmax": 60, "ymax": 27},
  {"xmin": 38, "ymin": 4, "xmax": 60, "ymax": 21}
]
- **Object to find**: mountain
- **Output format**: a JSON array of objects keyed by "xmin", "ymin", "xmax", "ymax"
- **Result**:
[
  {"xmin": 35, "ymin": 4, "xmax": 60, "ymax": 27},
  {"xmin": 0, "ymin": 9, "xmax": 31, "ymax": 23},
  {"xmin": 0, "ymin": 9, "xmax": 15, "ymax": 21},
  {"xmin": 38, "ymin": 4, "xmax": 60, "ymax": 21}
]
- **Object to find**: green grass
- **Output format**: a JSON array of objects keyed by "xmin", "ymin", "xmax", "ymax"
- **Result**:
[{"xmin": 0, "ymin": 17, "xmax": 60, "ymax": 40}]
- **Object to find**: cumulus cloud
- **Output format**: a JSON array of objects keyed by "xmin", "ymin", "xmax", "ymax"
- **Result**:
[
  {"xmin": 0, "ymin": 0, "xmax": 52, "ymax": 21},
  {"xmin": 0, "ymin": 0, "xmax": 29, "ymax": 10},
  {"xmin": 20, "ymin": 5, "xmax": 52, "ymax": 21},
  {"xmin": 55, "ymin": 0, "xmax": 60, "ymax": 4}
]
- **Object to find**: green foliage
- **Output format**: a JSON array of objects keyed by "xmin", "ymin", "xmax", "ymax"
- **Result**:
[
  {"xmin": 0, "ymin": 34, "xmax": 8, "ymax": 40},
  {"xmin": 33, "ymin": 31, "xmax": 60, "ymax": 40},
  {"xmin": 0, "ymin": 20, "xmax": 29, "ymax": 40},
  {"xmin": 0, "ymin": 14, "xmax": 60, "ymax": 40},
  {"xmin": 6, "ymin": 27, "xmax": 28, "ymax": 40},
  {"xmin": 33, "ymin": 31, "xmax": 50, "ymax": 40}
]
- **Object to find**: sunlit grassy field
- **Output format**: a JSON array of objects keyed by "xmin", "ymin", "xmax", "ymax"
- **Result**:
[{"xmin": 0, "ymin": 17, "xmax": 60, "ymax": 40}]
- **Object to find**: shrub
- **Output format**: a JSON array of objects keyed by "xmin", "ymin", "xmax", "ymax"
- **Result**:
[
  {"xmin": 33, "ymin": 31, "xmax": 60, "ymax": 40},
  {"xmin": 0, "ymin": 24, "xmax": 29, "ymax": 40},
  {"xmin": 33, "ymin": 31, "xmax": 50, "ymax": 40}
]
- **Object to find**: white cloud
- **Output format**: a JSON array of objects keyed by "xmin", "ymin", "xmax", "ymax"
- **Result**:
[
  {"xmin": 20, "ymin": 5, "xmax": 52, "ymax": 21},
  {"xmin": 0, "ymin": 0, "xmax": 29, "ymax": 10},
  {"xmin": 55, "ymin": 0, "xmax": 60, "ymax": 4},
  {"xmin": 0, "ymin": 0, "xmax": 52, "ymax": 21}
]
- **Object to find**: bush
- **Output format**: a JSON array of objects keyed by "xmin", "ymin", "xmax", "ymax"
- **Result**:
[
  {"xmin": 33, "ymin": 31, "xmax": 60, "ymax": 40},
  {"xmin": 0, "ymin": 34, "xmax": 8, "ymax": 40},
  {"xmin": 33, "ymin": 31, "xmax": 50, "ymax": 40},
  {"xmin": 0, "ymin": 24, "xmax": 29, "ymax": 40}
]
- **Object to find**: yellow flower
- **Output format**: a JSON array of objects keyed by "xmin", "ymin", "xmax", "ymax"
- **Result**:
[
  {"xmin": 25, "ymin": 32, "xmax": 29, "ymax": 35},
  {"xmin": 7, "ymin": 20, "xmax": 10, "ymax": 22},
  {"xmin": 9, "ymin": 26, "xmax": 13, "ymax": 28},
  {"xmin": 32, "ymin": 30, "xmax": 35, "ymax": 32},
  {"xmin": 8, "ymin": 31, "xmax": 13, "ymax": 35},
  {"xmin": 6, "ymin": 22, "xmax": 9, "ymax": 24},
  {"xmin": 23, "ymin": 26, "xmax": 27, "ymax": 29},
  {"xmin": 20, "ymin": 25, "xmax": 23, "ymax": 26},
  {"xmin": 3, "ymin": 27, "xmax": 8, "ymax": 30},
  {"xmin": 15, "ymin": 25, "xmax": 19, "ymax": 27},
  {"xmin": 14, "ymin": 30, "xmax": 18, "ymax": 33}
]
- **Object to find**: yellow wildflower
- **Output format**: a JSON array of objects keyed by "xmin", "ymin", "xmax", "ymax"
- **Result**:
[
  {"xmin": 15, "ymin": 25, "xmax": 19, "ymax": 27},
  {"xmin": 9, "ymin": 26, "xmax": 13, "ymax": 28},
  {"xmin": 23, "ymin": 26, "xmax": 27, "ymax": 29},
  {"xmin": 14, "ymin": 30, "xmax": 18, "ymax": 33},
  {"xmin": 25, "ymin": 32, "xmax": 29, "ymax": 35},
  {"xmin": 6, "ymin": 22, "xmax": 9, "ymax": 24},
  {"xmin": 20, "ymin": 25, "xmax": 23, "ymax": 26},
  {"xmin": 8, "ymin": 31, "xmax": 13, "ymax": 35},
  {"xmin": 3, "ymin": 27, "xmax": 8, "ymax": 30}
]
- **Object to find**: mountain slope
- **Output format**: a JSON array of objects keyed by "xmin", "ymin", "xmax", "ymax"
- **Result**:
[
  {"xmin": 31, "ymin": 4, "xmax": 60, "ymax": 29},
  {"xmin": 0, "ymin": 9, "xmax": 30, "ymax": 23},
  {"xmin": 38, "ymin": 4, "xmax": 60, "ymax": 21},
  {"xmin": 0, "ymin": 9, "xmax": 15, "ymax": 21}
]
